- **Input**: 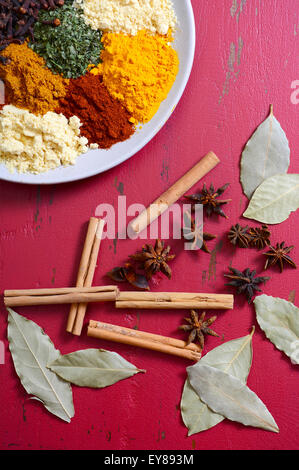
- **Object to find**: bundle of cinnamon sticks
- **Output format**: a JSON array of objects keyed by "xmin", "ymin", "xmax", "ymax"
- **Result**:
[
  {"xmin": 4, "ymin": 288, "xmax": 233, "ymax": 311},
  {"xmin": 66, "ymin": 217, "xmax": 105, "ymax": 336}
]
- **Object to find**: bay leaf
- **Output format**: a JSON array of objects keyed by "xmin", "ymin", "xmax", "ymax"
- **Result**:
[
  {"xmin": 187, "ymin": 364, "xmax": 279, "ymax": 433},
  {"xmin": 240, "ymin": 105, "xmax": 290, "ymax": 199},
  {"xmin": 48, "ymin": 349, "xmax": 145, "ymax": 388},
  {"xmin": 243, "ymin": 174, "xmax": 299, "ymax": 224},
  {"xmin": 181, "ymin": 329, "xmax": 254, "ymax": 435},
  {"xmin": 7, "ymin": 308, "xmax": 74, "ymax": 423},
  {"xmin": 254, "ymin": 295, "xmax": 299, "ymax": 364}
]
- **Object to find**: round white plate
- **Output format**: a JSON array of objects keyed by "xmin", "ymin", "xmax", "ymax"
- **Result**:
[{"xmin": 0, "ymin": 0, "xmax": 195, "ymax": 185}]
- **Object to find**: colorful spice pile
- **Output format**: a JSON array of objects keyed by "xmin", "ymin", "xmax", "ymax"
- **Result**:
[
  {"xmin": 0, "ymin": 0, "xmax": 179, "ymax": 174},
  {"xmin": 57, "ymin": 73, "xmax": 134, "ymax": 149},
  {"xmin": 30, "ymin": 2, "xmax": 103, "ymax": 78},
  {"xmin": 0, "ymin": 105, "xmax": 93, "ymax": 174},
  {"xmin": 0, "ymin": 0, "xmax": 64, "ymax": 64},
  {"xmin": 0, "ymin": 42, "xmax": 68, "ymax": 115},
  {"xmin": 74, "ymin": 0, "xmax": 177, "ymax": 36},
  {"xmin": 91, "ymin": 30, "xmax": 179, "ymax": 123}
]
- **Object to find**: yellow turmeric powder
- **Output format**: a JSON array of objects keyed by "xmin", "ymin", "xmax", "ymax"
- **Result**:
[
  {"xmin": 91, "ymin": 30, "xmax": 179, "ymax": 124},
  {"xmin": 0, "ymin": 43, "xmax": 69, "ymax": 116}
]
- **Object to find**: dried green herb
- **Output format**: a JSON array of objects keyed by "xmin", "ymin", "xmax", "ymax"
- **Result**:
[
  {"xmin": 48, "ymin": 349, "xmax": 145, "ymax": 388},
  {"xmin": 30, "ymin": 1, "xmax": 103, "ymax": 78},
  {"xmin": 243, "ymin": 174, "xmax": 299, "ymax": 224},
  {"xmin": 187, "ymin": 364, "xmax": 279, "ymax": 433},
  {"xmin": 254, "ymin": 295, "xmax": 299, "ymax": 364},
  {"xmin": 7, "ymin": 308, "xmax": 74, "ymax": 423},
  {"xmin": 181, "ymin": 329, "xmax": 255, "ymax": 435},
  {"xmin": 240, "ymin": 105, "xmax": 290, "ymax": 199}
]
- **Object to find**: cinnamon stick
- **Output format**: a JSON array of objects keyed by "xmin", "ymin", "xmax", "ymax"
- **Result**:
[
  {"xmin": 116, "ymin": 292, "xmax": 234, "ymax": 310},
  {"xmin": 87, "ymin": 320, "xmax": 202, "ymax": 362},
  {"xmin": 72, "ymin": 219, "xmax": 105, "ymax": 336},
  {"xmin": 4, "ymin": 286, "xmax": 118, "ymax": 307},
  {"xmin": 128, "ymin": 151, "xmax": 220, "ymax": 235},
  {"xmin": 66, "ymin": 217, "xmax": 99, "ymax": 333},
  {"xmin": 5, "ymin": 286, "xmax": 117, "ymax": 297}
]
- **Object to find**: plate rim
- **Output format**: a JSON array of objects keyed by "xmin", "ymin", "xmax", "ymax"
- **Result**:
[{"xmin": 0, "ymin": 0, "xmax": 196, "ymax": 186}]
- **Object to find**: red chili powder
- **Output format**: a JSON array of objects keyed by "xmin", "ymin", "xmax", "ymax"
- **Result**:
[{"xmin": 57, "ymin": 73, "xmax": 135, "ymax": 149}]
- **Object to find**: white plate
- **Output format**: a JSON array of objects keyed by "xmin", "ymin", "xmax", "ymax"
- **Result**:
[{"xmin": 0, "ymin": 0, "xmax": 195, "ymax": 185}]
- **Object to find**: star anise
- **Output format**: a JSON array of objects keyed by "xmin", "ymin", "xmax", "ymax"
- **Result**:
[
  {"xmin": 185, "ymin": 183, "xmax": 231, "ymax": 218},
  {"xmin": 228, "ymin": 223, "xmax": 252, "ymax": 248},
  {"xmin": 182, "ymin": 211, "xmax": 216, "ymax": 252},
  {"xmin": 130, "ymin": 239, "xmax": 175, "ymax": 280},
  {"xmin": 249, "ymin": 225, "xmax": 271, "ymax": 250},
  {"xmin": 263, "ymin": 242, "xmax": 296, "ymax": 272},
  {"xmin": 179, "ymin": 310, "xmax": 219, "ymax": 349},
  {"xmin": 224, "ymin": 267, "xmax": 270, "ymax": 304},
  {"xmin": 107, "ymin": 263, "xmax": 150, "ymax": 290}
]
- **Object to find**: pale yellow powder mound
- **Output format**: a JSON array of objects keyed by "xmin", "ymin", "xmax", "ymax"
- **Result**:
[
  {"xmin": 0, "ymin": 105, "xmax": 91, "ymax": 174},
  {"xmin": 75, "ymin": 0, "xmax": 177, "ymax": 36}
]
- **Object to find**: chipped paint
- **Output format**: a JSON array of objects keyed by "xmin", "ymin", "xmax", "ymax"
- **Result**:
[
  {"xmin": 156, "ymin": 421, "xmax": 166, "ymax": 443},
  {"xmin": 113, "ymin": 232, "xmax": 118, "ymax": 254},
  {"xmin": 22, "ymin": 402, "xmax": 27, "ymax": 422},
  {"xmin": 161, "ymin": 161, "xmax": 169, "ymax": 183},
  {"xmin": 33, "ymin": 185, "xmax": 43, "ymax": 232},
  {"xmin": 133, "ymin": 312, "xmax": 140, "ymax": 330},
  {"xmin": 114, "ymin": 177, "xmax": 124, "ymax": 195},
  {"xmin": 219, "ymin": 37, "xmax": 244, "ymax": 103},
  {"xmin": 208, "ymin": 241, "xmax": 223, "ymax": 281},
  {"xmin": 230, "ymin": 0, "xmax": 238, "ymax": 18},
  {"xmin": 34, "ymin": 186, "xmax": 41, "ymax": 224},
  {"xmin": 49, "ymin": 186, "xmax": 55, "ymax": 205},
  {"xmin": 51, "ymin": 268, "xmax": 56, "ymax": 285},
  {"xmin": 231, "ymin": 0, "xmax": 247, "ymax": 22}
]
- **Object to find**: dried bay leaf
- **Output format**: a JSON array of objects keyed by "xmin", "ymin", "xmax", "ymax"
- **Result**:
[
  {"xmin": 181, "ymin": 329, "xmax": 254, "ymax": 435},
  {"xmin": 48, "ymin": 349, "xmax": 145, "ymax": 388},
  {"xmin": 254, "ymin": 295, "xmax": 299, "ymax": 364},
  {"xmin": 187, "ymin": 364, "xmax": 279, "ymax": 433},
  {"xmin": 240, "ymin": 105, "xmax": 290, "ymax": 199},
  {"xmin": 7, "ymin": 309, "xmax": 74, "ymax": 423},
  {"xmin": 243, "ymin": 174, "xmax": 299, "ymax": 224}
]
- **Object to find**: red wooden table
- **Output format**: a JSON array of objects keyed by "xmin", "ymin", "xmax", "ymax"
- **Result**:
[{"xmin": 0, "ymin": 0, "xmax": 298, "ymax": 451}]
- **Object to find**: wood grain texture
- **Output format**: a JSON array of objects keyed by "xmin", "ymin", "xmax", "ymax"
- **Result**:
[{"xmin": 0, "ymin": 0, "xmax": 298, "ymax": 451}]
